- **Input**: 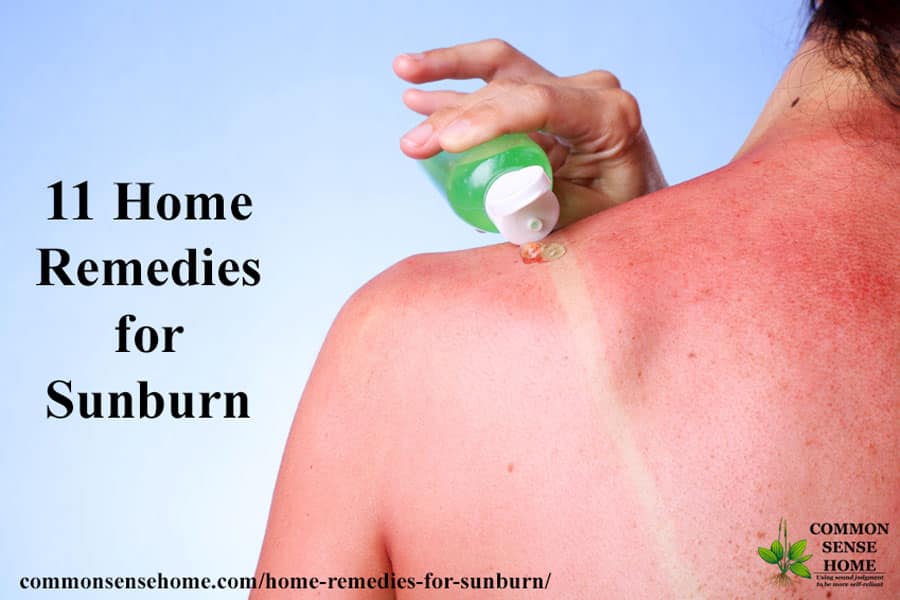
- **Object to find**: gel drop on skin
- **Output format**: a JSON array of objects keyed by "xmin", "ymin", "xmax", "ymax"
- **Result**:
[{"xmin": 422, "ymin": 133, "xmax": 560, "ymax": 244}]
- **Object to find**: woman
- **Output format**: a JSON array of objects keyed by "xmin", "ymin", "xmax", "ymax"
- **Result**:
[{"xmin": 254, "ymin": 2, "xmax": 898, "ymax": 597}]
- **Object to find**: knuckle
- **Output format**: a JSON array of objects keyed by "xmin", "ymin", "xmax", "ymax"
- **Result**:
[
  {"xmin": 483, "ymin": 38, "xmax": 516, "ymax": 61},
  {"xmin": 524, "ymin": 82, "xmax": 556, "ymax": 109},
  {"xmin": 611, "ymin": 88, "xmax": 642, "ymax": 133},
  {"xmin": 585, "ymin": 69, "xmax": 621, "ymax": 88}
]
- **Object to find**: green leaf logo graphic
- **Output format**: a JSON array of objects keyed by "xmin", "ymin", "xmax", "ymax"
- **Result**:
[
  {"xmin": 790, "ymin": 563, "xmax": 812, "ymax": 579},
  {"xmin": 771, "ymin": 540, "xmax": 784, "ymax": 561},
  {"xmin": 757, "ymin": 518, "xmax": 813, "ymax": 583},
  {"xmin": 788, "ymin": 539, "xmax": 807, "ymax": 560},
  {"xmin": 758, "ymin": 547, "xmax": 779, "ymax": 564}
]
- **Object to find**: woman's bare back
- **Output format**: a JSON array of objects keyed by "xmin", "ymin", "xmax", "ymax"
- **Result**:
[{"xmin": 255, "ymin": 109, "xmax": 898, "ymax": 599}]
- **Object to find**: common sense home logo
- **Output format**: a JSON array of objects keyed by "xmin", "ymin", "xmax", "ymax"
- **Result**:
[{"xmin": 758, "ymin": 518, "xmax": 812, "ymax": 585}]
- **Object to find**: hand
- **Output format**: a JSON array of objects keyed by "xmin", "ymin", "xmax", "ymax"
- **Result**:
[{"xmin": 394, "ymin": 39, "xmax": 667, "ymax": 228}]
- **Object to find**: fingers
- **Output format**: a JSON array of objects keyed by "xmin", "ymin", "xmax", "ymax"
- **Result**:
[
  {"xmin": 439, "ymin": 83, "xmax": 642, "ymax": 157},
  {"xmin": 400, "ymin": 81, "xmax": 567, "ymax": 157},
  {"xmin": 393, "ymin": 38, "xmax": 552, "ymax": 84},
  {"xmin": 431, "ymin": 82, "xmax": 560, "ymax": 151},
  {"xmin": 400, "ymin": 83, "xmax": 506, "ymax": 157},
  {"xmin": 402, "ymin": 89, "xmax": 466, "ymax": 116},
  {"xmin": 528, "ymin": 132, "xmax": 571, "ymax": 172},
  {"xmin": 396, "ymin": 41, "xmax": 642, "ymax": 168},
  {"xmin": 401, "ymin": 79, "xmax": 642, "ymax": 161}
]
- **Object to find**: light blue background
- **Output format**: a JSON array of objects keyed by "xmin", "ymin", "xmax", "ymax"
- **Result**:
[{"xmin": 2, "ymin": 1, "xmax": 802, "ymax": 597}]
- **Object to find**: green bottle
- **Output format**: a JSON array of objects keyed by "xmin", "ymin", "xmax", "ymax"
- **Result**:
[{"xmin": 422, "ymin": 133, "xmax": 559, "ymax": 244}]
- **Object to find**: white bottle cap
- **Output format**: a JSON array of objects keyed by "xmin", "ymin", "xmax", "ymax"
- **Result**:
[{"xmin": 484, "ymin": 166, "xmax": 560, "ymax": 245}]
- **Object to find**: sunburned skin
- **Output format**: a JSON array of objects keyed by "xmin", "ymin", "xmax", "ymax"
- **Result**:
[
  {"xmin": 254, "ymin": 128, "xmax": 898, "ymax": 598},
  {"xmin": 546, "ymin": 244, "xmax": 701, "ymax": 596},
  {"xmin": 254, "ymin": 44, "xmax": 899, "ymax": 599}
]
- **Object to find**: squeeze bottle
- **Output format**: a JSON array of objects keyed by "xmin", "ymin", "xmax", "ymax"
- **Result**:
[{"xmin": 421, "ymin": 133, "xmax": 559, "ymax": 244}]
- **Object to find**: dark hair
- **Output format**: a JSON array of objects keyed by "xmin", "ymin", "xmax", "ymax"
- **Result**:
[{"xmin": 806, "ymin": 0, "xmax": 900, "ymax": 108}]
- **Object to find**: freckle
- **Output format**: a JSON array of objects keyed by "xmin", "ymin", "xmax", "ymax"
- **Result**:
[
  {"xmin": 507, "ymin": 462, "xmax": 514, "ymax": 473},
  {"xmin": 757, "ymin": 531, "xmax": 765, "ymax": 539},
  {"xmin": 805, "ymin": 439, "xmax": 815, "ymax": 447},
  {"xmin": 637, "ymin": 370, "xmax": 642, "ymax": 379},
  {"xmin": 688, "ymin": 352, "xmax": 697, "ymax": 358},
  {"xmin": 791, "ymin": 96, "xmax": 800, "ymax": 107}
]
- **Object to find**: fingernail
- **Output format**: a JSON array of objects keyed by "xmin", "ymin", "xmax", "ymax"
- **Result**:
[
  {"xmin": 401, "ymin": 122, "xmax": 433, "ymax": 147},
  {"xmin": 402, "ymin": 52, "xmax": 425, "ymax": 61},
  {"xmin": 439, "ymin": 119, "xmax": 471, "ymax": 146}
]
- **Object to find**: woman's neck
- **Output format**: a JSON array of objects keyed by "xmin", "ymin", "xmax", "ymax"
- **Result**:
[{"xmin": 734, "ymin": 38, "xmax": 897, "ymax": 161}]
